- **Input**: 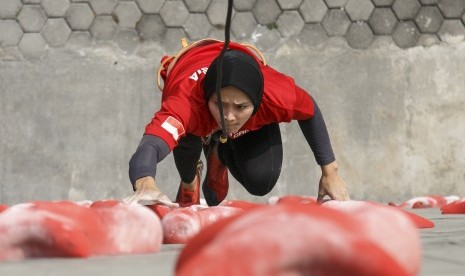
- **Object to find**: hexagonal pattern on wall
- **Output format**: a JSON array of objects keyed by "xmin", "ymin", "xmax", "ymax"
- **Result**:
[
  {"xmin": 372, "ymin": 0, "xmax": 394, "ymax": 6},
  {"xmin": 299, "ymin": 0, "xmax": 328, "ymax": 23},
  {"xmin": 136, "ymin": 14, "xmax": 166, "ymax": 41},
  {"xmin": 325, "ymin": 0, "xmax": 348, "ymax": 8},
  {"xmin": 438, "ymin": 0, "xmax": 465, "ymax": 19},
  {"xmin": 68, "ymin": 31, "xmax": 93, "ymax": 48},
  {"xmin": 160, "ymin": 1, "xmax": 189, "ymax": 27},
  {"xmin": 136, "ymin": 0, "xmax": 164, "ymax": 14},
  {"xmin": 234, "ymin": 0, "xmax": 258, "ymax": 11},
  {"xmin": 66, "ymin": 3, "xmax": 95, "ymax": 30},
  {"xmin": 415, "ymin": 6, "xmax": 444, "ymax": 34},
  {"xmin": 0, "ymin": 20, "xmax": 24, "ymax": 46},
  {"xmin": 322, "ymin": 9, "xmax": 351, "ymax": 36},
  {"xmin": 161, "ymin": 27, "xmax": 187, "ymax": 54},
  {"xmin": 419, "ymin": 0, "xmax": 439, "ymax": 4},
  {"xmin": 19, "ymin": 33, "xmax": 47, "ymax": 59},
  {"xmin": 276, "ymin": 11, "xmax": 305, "ymax": 37},
  {"xmin": 392, "ymin": 0, "xmax": 421, "ymax": 20},
  {"xmin": 3, "ymin": 0, "xmax": 465, "ymax": 58},
  {"xmin": 90, "ymin": 15, "xmax": 117, "ymax": 40},
  {"xmin": 298, "ymin": 23, "xmax": 328, "ymax": 47},
  {"xmin": 183, "ymin": 13, "xmax": 212, "ymax": 40},
  {"xmin": 207, "ymin": 0, "xmax": 232, "ymax": 27},
  {"xmin": 438, "ymin": 19, "xmax": 465, "ymax": 43},
  {"xmin": 114, "ymin": 28, "xmax": 139, "ymax": 54},
  {"xmin": 418, "ymin": 33, "xmax": 440, "ymax": 46},
  {"xmin": 368, "ymin": 8, "xmax": 398, "ymax": 35},
  {"xmin": 89, "ymin": 0, "xmax": 117, "ymax": 15},
  {"xmin": 18, "ymin": 5, "xmax": 48, "ymax": 32},
  {"xmin": 41, "ymin": 0, "xmax": 71, "ymax": 17},
  {"xmin": 392, "ymin": 21, "xmax": 420, "ymax": 48},
  {"xmin": 209, "ymin": 27, "xmax": 236, "ymax": 41},
  {"xmin": 346, "ymin": 21, "xmax": 374, "ymax": 49},
  {"xmin": 252, "ymin": 25, "xmax": 282, "ymax": 51},
  {"xmin": 253, "ymin": 0, "xmax": 281, "ymax": 25},
  {"xmin": 345, "ymin": 0, "xmax": 375, "ymax": 21},
  {"xmin": 113, "ymin": 1, "xmax": 142, "ymax": 28},
  {"xmin": 0, "ymin": 0, "xmax": 22, "ymax": 19},
  {"xmin": 277, "ymin": 0, "xmax": 303, "ymax": 10},
  {"xmin": 231, "ymin": 12, "xmax": 257, "ymax": 39},
  {"xmin": 41, "ymin": 18, "xmax": 72, "ymax": 46}
]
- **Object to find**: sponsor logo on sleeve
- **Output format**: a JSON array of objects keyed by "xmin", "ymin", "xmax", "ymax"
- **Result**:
[
  {"xmin": 188, "ymin": 67, "xmax": 208, "ymax": 81},
  {"xmin": 161, "ymin": 116, "xmax": 185, "ymax": 141}
]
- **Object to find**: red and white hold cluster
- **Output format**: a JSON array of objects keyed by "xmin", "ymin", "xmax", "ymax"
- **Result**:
[
  {"xmin": 2, "ymin": 194, "xmax": 458, "ymax": 275},
  {"xmin": 176, "ymin": 198, "xmax": 423, "ymax": 276},
  {"xmin": 0, "ymin": 200, "xmax": 162, "ymax": 261},
  {"xmin": 388, "ymin": 195, "xmax": 465, "ymax": 214}
]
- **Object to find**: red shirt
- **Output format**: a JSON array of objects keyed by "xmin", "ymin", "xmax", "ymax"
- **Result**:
[{"xmin": 145, "ymin": 42, "xmax": 315, "ymax": 150}]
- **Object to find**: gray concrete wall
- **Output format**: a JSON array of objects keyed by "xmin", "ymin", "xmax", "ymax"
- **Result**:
[{"xmin": 1, "ymin": 0, "xmax": 465, "ymax": 205}]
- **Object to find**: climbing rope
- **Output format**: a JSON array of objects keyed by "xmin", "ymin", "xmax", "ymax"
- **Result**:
[{"xmin": 215, "ymin": 0, "xmax": 234, "ymax": 144}]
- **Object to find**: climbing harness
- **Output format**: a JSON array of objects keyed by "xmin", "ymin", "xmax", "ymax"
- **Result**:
[{"xmin": 156, "ymin": 38, "xmax": 266, "ymax": 92}]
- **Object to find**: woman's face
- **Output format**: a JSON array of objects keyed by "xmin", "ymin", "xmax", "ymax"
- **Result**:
[{"xmin": 208, "ymin": 86, "xmax": 254, "ymax": 134}]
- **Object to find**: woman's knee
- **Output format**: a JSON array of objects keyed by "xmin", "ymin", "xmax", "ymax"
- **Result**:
[
  {"xmin": 241, "ymin": 169, "xmax": 280, "ymax": 196},
  {"xmin": 243, "ymin": 181, "xmax": 276, "ymax": 196}
]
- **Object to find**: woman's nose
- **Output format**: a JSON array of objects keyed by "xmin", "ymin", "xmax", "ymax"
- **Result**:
[{"xmin": 223, "ymin": 107, "xmax": 235, "ymax": 121}]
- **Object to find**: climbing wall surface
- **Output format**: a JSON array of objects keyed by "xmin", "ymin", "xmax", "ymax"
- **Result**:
[{"xmin": 0, "ymin": 197, "xmax": 464, "ymax": 275}]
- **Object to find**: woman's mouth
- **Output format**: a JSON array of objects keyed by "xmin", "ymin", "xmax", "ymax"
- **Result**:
[{"xmin": 226, "ymin": 125, "xmax": 239, "ymax": 133}]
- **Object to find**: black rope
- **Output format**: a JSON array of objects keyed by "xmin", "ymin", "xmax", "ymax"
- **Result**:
[{"xmin": 215, "ymin": 0, "xmax": 234, "ymax": 143}]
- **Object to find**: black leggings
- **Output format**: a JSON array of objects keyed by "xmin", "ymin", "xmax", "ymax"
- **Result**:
[{"xmin": 173, "ymin": 123, "xmax": 283, "ymax": 196}]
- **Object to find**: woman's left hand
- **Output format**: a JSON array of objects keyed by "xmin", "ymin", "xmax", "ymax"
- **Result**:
[{"xmin": 317, "ymin": 161, "xmax": 350, "ymax": 204}]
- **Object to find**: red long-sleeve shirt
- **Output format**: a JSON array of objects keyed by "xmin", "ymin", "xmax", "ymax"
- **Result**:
[{"xmin": 145, "ymin": 41, "xmax": 314, "ymax": 150}]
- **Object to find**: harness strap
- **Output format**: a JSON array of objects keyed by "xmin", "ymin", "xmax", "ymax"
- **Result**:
[{"xmin": 156, "ymin": 38, "xmax": 267, "ymax": 92}]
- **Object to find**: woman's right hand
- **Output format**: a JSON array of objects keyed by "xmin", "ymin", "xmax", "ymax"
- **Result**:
[
  {"xmin": 317, "ymin": 161, "xmax": 350, "ymax": 204},
  {"xmin": 122, "ymin": 176, "xmax": 178, "ymax": 208}
]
